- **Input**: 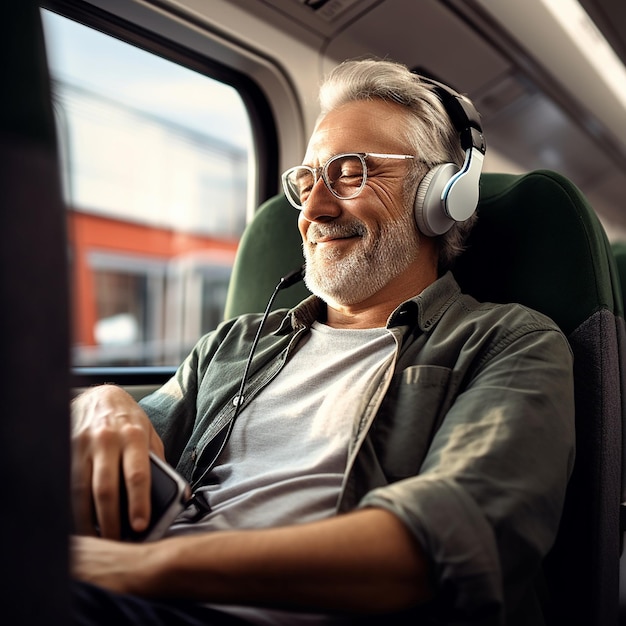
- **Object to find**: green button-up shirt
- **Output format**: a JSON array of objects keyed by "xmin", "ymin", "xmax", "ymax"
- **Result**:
[{"xmin": 141, "ymin": 271, "xmax": 575, "ymax": 624}]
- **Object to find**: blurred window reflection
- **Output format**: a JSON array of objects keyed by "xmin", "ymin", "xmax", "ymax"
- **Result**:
[{"xmin": 41, "ymin": 9, "xmax": 254, "ymax": 366}]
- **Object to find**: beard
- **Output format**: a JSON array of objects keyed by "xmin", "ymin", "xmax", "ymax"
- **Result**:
[{"xmin": 302, "ymin": 208, "xmax": 420, "ymax": 307}]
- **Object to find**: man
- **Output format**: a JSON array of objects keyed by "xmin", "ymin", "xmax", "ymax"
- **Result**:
[{"xmin": 71, "ymin": 59, "xmax": 575, "ymax": 625}]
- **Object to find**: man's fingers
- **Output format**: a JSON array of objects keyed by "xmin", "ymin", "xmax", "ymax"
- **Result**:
[
  {"xmin": 92, "ymin": 452, "xmax": 122, "ymax": 539},
  {"xmin": 122, "ymin": 445, "xmax": 152, "ymax": 533},
  {"xmin": 71, "ymin": 456, "xmax": 97, "ymax": 536}
]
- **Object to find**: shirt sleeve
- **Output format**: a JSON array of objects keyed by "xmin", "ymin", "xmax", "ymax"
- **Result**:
[
  {"xmin": 138, "ymin": 318, "xmax": 236, "ymax": 467},
  {"xmin": 139, "ymin": 344, "xmax": 202, "ymax": 467},
  {"xmin": 359, "ymin": 321, "xmax": 576, "ymax": 623}
]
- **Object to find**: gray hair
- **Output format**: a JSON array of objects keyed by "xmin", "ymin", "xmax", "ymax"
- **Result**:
[{"xmin": 318, "ymin": 58, "xmax": 479, "ymax": 272}]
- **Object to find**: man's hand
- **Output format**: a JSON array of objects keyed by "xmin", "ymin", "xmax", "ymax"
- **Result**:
[
  {"xmin": 71, "ymin": 385, "xmax": 165, "ymax": 539},
  {"xmin": 71, "ymin": 535, "xmax": 149, "ymax": 594}
]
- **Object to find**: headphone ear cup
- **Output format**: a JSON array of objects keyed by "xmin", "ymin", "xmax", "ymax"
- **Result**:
[{"xmin": 414, "ymin": 162, "xmax": 460, "ymax": 237}]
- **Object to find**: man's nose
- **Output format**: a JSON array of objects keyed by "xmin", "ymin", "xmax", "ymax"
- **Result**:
[{"xmin": 299, "ymin": 177, "xmax": 342, "ymax": 223}]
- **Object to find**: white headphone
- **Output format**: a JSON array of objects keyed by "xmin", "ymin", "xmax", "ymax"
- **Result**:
[{"xmin": 413, "ymin": 77, "xmax": 486, "ymax": 237}]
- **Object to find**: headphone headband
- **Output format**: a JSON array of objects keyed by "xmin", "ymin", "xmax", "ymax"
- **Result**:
[{"xmin": 419, "ymin": 76, "xmax": 486, "ymax": 155}]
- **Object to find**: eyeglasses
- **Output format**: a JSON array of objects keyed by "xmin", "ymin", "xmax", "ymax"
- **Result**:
[{"xmin": 281, "ymin": 152, "xmax": 415, "ymax": 210}]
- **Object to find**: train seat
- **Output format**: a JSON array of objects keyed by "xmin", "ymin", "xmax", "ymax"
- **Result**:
[
  {"xmin": 610, "ymin": 240, "xmax": 626, "ymax": 623},
  {"xmin": 224, "ymin": 169, "xmax": 625, "ymax": 625}
]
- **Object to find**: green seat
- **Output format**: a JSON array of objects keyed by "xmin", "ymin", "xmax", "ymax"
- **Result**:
[
  {"xmin": 224, "ymin": 170, "xmax": 625, "ymax": 625},
  {"xmin": 224, "ymin": 193, "xmax": 311, "ymax": 318},
  {"xmin": 456, "ymin": 172, "xmax": 624, "ymax": 626}
]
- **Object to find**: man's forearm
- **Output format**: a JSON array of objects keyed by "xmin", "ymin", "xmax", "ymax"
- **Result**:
[
  {"xmin": 74, "ymin": 507, "xmax": 432, "ymax": 614},
  {"xmin": 147, "ymin": 507, "xmax": 431, "ymax": 612}
]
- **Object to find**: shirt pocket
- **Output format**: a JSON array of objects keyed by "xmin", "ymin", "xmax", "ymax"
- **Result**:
[{"xmin": 371, "ymin": 365, "xmax": 453, "ymax": 481}]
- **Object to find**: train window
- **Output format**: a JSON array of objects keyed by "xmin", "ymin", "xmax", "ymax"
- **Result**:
[{"xmin": 41, "ymin": 8, "xmax": 255, "ymax": 367}]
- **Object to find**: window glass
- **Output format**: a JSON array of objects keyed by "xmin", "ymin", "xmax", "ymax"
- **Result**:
[{"xmin": 41, "ymin": 9, "xmax": 253, "ymax": 366}]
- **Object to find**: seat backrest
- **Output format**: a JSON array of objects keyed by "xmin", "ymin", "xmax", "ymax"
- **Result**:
[
  {"xmin": 224, "ymin": 192, "xmax": 310, "ymax": 318},
  {"xmin": 224, "ymin": 170, "xmax": 625, "ymax": 625},
  {"xmin": 456, "ymin": 171, "xmax": 624, "ymax": 626},
  {"xmin": 610, "ymin": 241, "xmax": 626, "ymax": 618}
]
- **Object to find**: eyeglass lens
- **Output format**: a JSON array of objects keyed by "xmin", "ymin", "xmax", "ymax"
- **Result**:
[{"xmin": 286, "ymin": 154, "xmax": 365, "ymax": 208}]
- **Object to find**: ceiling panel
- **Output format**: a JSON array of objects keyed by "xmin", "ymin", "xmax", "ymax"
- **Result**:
[
  {"xmin": 257, "ymin": 0, "xmax": 381, "ymax": 38},
  {"xmin": 322, "ymin": 0, "xmax": 511, "ymax": 95}
]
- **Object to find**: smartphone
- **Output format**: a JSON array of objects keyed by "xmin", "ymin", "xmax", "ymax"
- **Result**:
[{"xmin": 119, "ymin": 451, "xmax": 188, "ymax": 542}]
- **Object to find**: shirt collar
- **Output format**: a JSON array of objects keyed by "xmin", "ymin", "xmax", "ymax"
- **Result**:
[
  {"xmin": 277, "ymin": 294, "xmax": 325, "ymax": 333},
  {"xmin": 388, "ymin": 271, "xmax": 461, "ymax": 332},
  {"xmin": 279, "ymin": 271, "xmax": 461, "ymax": 334}
]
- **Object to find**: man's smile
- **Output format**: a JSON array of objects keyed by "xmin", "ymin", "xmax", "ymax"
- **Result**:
[
  {"xmin": 312, "ymin": 234, "xmax": 359, "ymax": 245},
  {"xmin": 307, "ymin": 222, "xmax": 367, "ymax": 246}
]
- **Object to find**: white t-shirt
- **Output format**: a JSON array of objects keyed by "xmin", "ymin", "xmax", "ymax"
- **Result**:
[{"xmin": 168, "ymin": 321, "xmax": 396, "ymax": 535}]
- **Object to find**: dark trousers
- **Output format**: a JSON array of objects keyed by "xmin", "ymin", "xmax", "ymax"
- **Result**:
[
  {"xmin": 72, "ymin": 580, "xmax": 424, "ymax": 625},
  {"xmin": 71, "ymin": 581, "xmax": 250, "ymax": 625}
]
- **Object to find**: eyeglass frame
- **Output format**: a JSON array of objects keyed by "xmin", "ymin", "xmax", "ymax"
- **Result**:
[{"xmin": 281, "ymin": 152, "xmax": 416, "ymax": 210}]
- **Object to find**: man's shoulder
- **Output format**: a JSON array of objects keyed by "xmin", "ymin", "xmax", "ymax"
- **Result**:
[
  {"xmin": 419, "ymin": 282, "xmax": 574, "ymax": 371},
  {"xmin": 457, "ymin": 290, "xmax": 563, "ymax": 333},
  {"xmin": 420, "ymin": 272, "xmax": 564, "ymax": 337}
]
